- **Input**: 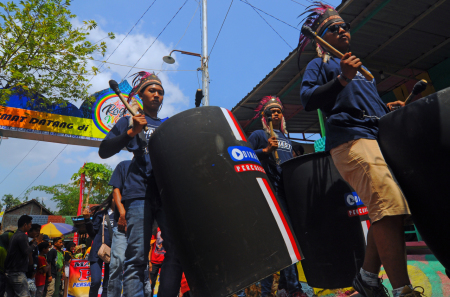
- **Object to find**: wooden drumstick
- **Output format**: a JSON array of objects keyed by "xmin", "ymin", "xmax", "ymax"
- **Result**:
[
  {"xmin": 109, "ymin": 80, "xmax": 148, "ymax": 131},
  {"xmin": 301, "ymin": 26, "xmax": 374, "ymax": 81},
  {"xmin": 265, "ymin": 110, "xmax": 280, "ymax": 164}
]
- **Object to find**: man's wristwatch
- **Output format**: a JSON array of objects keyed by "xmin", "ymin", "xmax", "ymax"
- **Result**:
[{"xmin": 339, "ymin": 72, "xmax": 352, "ymax": 83}]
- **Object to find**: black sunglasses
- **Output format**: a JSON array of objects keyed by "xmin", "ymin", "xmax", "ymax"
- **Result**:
[{"xmin": 327, "ymin": 22, "xmax": 351, "ymax": 34}]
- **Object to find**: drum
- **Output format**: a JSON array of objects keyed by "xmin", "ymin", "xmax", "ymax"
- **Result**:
[
  {"xmin": 148, "ymin": 106, "xmax": 302, "ymax": 297},
  {"xmin": 378, "ymin": 87, "xmax": 450, "ymax": 271},
  {"xmin": 281, "ymin": 152, "xmax": 366, "ymax": 289}
]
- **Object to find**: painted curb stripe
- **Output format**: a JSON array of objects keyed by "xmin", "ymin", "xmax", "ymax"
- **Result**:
[
  {"xmin": 221, "ymin": 107, "xmax": 246, "ymax": 141},
  {"xmin": 257, "ymin": 177, "xmax": 301, "ymax": 263}
]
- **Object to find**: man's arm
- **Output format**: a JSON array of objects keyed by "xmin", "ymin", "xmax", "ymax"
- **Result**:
[
  {"xmin": 113, "ymin": 187, "xmax": 127, "ymax": 232},
  {"xmin": 99, "ymin": 115, "xmax": 148, "ymax": 159},
  {"xmin": 248, "ymin": 131, "xmax": 277, "ymax": 160},
  {"xmin": 17, "ymin": 233, "xmax": 37, "ymax": 255}
]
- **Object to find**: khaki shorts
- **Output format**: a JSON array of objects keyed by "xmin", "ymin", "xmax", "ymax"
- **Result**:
[{"xmin": 330, "ymin": 138, "xmax": 411, "ymax": 223}]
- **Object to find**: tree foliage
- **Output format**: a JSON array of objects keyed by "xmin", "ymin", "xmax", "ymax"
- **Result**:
[
  {"xmin": 0, "ymin": 0, "xmax": 115, "ymax": 106},
  {"xmin": 24, "ymin": 162, "xmax": 113, "ymax": 215},
  {"xmin": 71, "ymin": 162, "xmax": 112, "ymax": 207},
  {"xmin": 1, "ymin": 194, "xmax": 22, "ymax": 210}
]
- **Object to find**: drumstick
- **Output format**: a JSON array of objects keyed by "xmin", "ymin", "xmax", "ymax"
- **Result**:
[
  {"xmin": 265, "ymin": 110, "xmax": 280, "ymax": 163},
  {"xmin": 109, "ymin": 80, "xmax": 148, "ymax": 131},
  {"xmin": 405, "ymin": 79, "xmax": 428, "ymax": 105},
  {"xmin": 301, "ymin": 26, "xmax": 374, "ymax": 81}
]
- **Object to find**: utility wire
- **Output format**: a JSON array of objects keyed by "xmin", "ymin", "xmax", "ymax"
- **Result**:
[
  {"xmin": 87, "ymin": 0, "xmax": 158, "ymax": 85},
  {"xmin": 93, "ymin": 59, "xmax": 196, "ymax": 71},
  {"xmin": 209, "ymin": 0, "xmax": 234, "ymax": 57},
  {"xmin": 122, "ymin": 0, "xmax": 189, "ymax": 81},
  {"xmin": 17, "ymin": 144, "xmax": 68, "ymax": 199},
  {"xmin": 241, "ymin": 0, "xmax": 300, "ymax": 31},
  {"xmin": 158, "ymin": 2, "xmax": 200, "ymax": 75},
  {"xmin": 242, "ymin": 0, "xmax": 294, "ymax": 49},
  {"xmin": 0, "ymin": 141, "xmax": 39, "ymax": 186}
]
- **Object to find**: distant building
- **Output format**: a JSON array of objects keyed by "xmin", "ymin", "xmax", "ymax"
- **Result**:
[{"xmin": 1, "ymin": 199, "xmax": 53, "ymax": 231}]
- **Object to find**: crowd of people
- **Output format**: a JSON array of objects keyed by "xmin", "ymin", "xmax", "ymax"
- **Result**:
[
  {"xmin": 0, "ymin": 2, "xmax": 429, "ymax": 297},
  {"xmin": 0, "ymin": 215, "xmax": 91, "ymax": 297}
]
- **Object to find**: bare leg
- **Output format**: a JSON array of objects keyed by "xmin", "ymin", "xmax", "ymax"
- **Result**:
[
  {"xmin": 362, "ymin": 227, "xmax": 382, "ymax": 274},
  {"xmin": 370, "ymin": 216, "xmax": 409, "ymax": 289}
]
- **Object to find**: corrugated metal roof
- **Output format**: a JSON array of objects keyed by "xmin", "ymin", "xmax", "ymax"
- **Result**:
[{"xmin": 232, "ymin": 0, "xmax": 450, "ymax": 135}]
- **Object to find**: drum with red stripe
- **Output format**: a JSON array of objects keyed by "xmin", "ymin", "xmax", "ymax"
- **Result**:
[
  {"xmin": 281, "ymin": 152, "xmax": 366, "ymax": 289},
  {"xmin": 149, "ymin": 106, "xmax": 302, "ymax": 297}
]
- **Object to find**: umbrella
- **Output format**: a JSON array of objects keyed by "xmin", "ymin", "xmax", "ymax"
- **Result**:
[{"xmin": 41, "ymin": 223, "xmax": 77, "ymax": 238}]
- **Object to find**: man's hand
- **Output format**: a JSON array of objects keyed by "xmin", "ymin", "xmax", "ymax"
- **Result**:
[
  {"xmin": 127, "ymin": 114, "xmax": 147, "ymax": 138},
  {"xmin": 263, "ymin": 136, "xmax": 278, "ymax": 154},
  {"xmin": 118, "ymin": 214, "xmax": 127, "ymax": 233},
  {"xmin": 340, "ymin": 52, "xmax": 362, "ymax": 80},
  {"xmin": 47, "ymin": 276, "xmax": 52, "ymax": 283},
  {"xmin": 82, "ymin": 207, "xmax": 91, "ymax": 220},
  {"xmin": 387, "ymin": 100, "xmax": 405, "ymax": 111},
  {"xmin": 36, "ymin": 233, "xmax": 44, "ymax": 243}
]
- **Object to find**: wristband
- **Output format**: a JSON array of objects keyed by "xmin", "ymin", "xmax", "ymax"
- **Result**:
[{"xmin": 339, "ymin": 73, "xmax": 352, "ymax": 83}]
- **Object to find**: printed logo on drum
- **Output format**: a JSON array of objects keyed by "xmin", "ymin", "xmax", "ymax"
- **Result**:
[
  {"xmin": 227, "ymin": 146, "xmax": 261, "ymax": 164},
  {"xmin": 345, "ymin": 192, "xmax": 364, "ymax": 207},
  {"xmin": 234, "ymin": 164, "xmax": 266, "ymax": 173},
  {"xmin": 348, "ymin": 206, "xmax": 368, "ymax": 217}
]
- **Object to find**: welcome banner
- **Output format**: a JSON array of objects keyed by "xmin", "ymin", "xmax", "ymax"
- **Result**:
[{"xmin": 0, "ymin": 81, "xmax": 142, "ymax": 147}]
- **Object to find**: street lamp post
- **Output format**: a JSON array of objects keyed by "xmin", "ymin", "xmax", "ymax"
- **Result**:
[
  {"xmin": 163, "ymin": 0, "xmax": 209, "ymax": 106},
  {"xmin": 201, "ymin": 0, "xmax": 209, "ymax": 106}
]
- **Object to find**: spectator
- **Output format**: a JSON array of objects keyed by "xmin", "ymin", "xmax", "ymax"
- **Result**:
[
  {"xmin": 5, "ymin": 215, "xmax": 43, "ymax": 297},
  {"xmin": 46, "ymin": 238, "xmax": 64, "ymax": 297},
  {"xmin": 108, "ymin": 160, "xmax": 131, "ymax": 297},
  {"xmin": 84, "ymin": 194, "xmax": 115, "ymax": 297},
  {"xmin": 28, "ymin": 224, "xmax": 41, "ymax": 274},
  {"xmin": 149, "ymin": 227, "xmax": 165, "ymax": 295},
  {"xmin": 36, "ymin": 243, "xmax": 50, "ymax": 297},
  {"xmin": 0, "ymin": 230, "xmax": 14, "ymax": 296}
]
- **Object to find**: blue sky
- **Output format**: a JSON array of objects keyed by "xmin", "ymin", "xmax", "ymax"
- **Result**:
[{"xmin": 0, "ymin": 0, "xmax": 341, "ymax": 211}]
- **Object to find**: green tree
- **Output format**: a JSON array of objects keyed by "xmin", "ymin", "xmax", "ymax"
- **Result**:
[
  {"xmin": 71, "ymin": 162, "xmax": 112, "ymax": 208},
  {"xmin": 1, "ymin": 194, "xmax": 22, "ymax": 210},
  {"xmin": 26, "ymin": 184, "xmax": 78, "ymax": 215},
  {"xmin": 0, "ymin": 0, "xmax": 115, "ymax": 106}
]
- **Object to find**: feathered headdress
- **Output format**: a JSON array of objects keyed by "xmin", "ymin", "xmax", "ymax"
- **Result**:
[
  {"xmin": 128, "ymin": 71, "xmax": 164, "ymax": 102},
  {"xmin": 127, "ymin": 71, "xmax": 164, "ymax": 113},
  {"xmin": 252, "ymin": 96, "xmax": 288, "ymax": 136},
  {"xmin": 298, "ymin": 2, "xmax": 343, "ymax": 62}
]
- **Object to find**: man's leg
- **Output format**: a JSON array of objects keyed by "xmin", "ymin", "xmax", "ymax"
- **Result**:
[
  {"xmin": 331, "ymin": 139, "xmax": 411, "ymax": 292},
  {"xmin": 6, "ymin": 272, "xmax": 30, "ymax": 297},
  {"xmin": 123, "ymin": 198, "xmax": 152, "ymax": 297},
  {"xmin": 108, "ymin": 226, "xmax": 127, "ymax": 297},
  {"xmin": 52, "ymin": 272, "xmax": 61, "ymax": 297},
  {"xmin": 89, "ymin": 260, "xmax": 102, "ymax": 297},
  {"xmin": 155, "ymin": 203, "xmax": 183, "ymax": 297},
  {"xmin": 100, "ymin": 263, "xmax": 110, "ymax": 297},
  {"xmin": 45, "ymin": 278, "xmax": 55, "ymax": 297}
]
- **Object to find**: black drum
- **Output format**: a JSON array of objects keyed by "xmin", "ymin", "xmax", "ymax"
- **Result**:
[
  {"xmin": 378, "ymin": 87, "xmax": 450, "ymax": 272},
  {"xmin": 281, "ymin": 152, "xmax": 366, "ymax": 289},
  {"xmin": 149, "ymin": 106, "xmax": 302, "ymax": 297}
]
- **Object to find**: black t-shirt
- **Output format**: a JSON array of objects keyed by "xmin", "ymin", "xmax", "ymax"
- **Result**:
[
  {"xmin": 47, "ymin": 249, "xmax": 58, "ymax": 278},
  {"xmin": 109, "ymin": 160, "xmax": 132, "ymax": 222}
]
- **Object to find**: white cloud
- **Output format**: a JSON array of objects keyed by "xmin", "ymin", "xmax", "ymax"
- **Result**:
[{"xmin": 72, "ymin": 18, "xmax": 189, "ymax": 117}]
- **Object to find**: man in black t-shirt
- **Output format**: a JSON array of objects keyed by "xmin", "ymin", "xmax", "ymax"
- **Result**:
[{"xmin": 5, "ymin": 215, "xmax": 43, "ymax": 297}]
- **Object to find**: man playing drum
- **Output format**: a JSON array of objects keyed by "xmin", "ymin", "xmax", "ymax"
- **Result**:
[
  {"xmin": 248, "ymin": 96, "xmax": 307, "ymax": 297},
  {"xmin": 299, "ymin": 3, "xmax": 422, "ymax": 297}
]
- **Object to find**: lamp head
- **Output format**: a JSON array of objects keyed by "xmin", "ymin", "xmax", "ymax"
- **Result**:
[{"xmin": 163, "ymin": 55, "xmax": 175, "ymax": 64}]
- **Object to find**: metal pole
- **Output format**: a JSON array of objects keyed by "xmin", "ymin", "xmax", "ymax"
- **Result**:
[{"xmin": 201, "ymin": 0, "xmax": 209, "ymax": 106}]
